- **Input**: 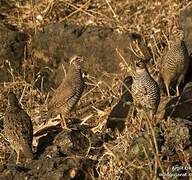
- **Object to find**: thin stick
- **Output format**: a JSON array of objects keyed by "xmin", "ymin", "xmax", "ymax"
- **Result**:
[
  {"xmin": 105, "ymin": 0, "xmax": 117, "ymax": 18},
  {"xmin": 19, "ymin": 85, "xmax": 27, "ymax": 104},
  {"xmin": 115, "ymin": 48, "xmax": 130, "ymax": 69},
  {"xmin": 60, "ymin": 0, "xmax": 91, "ymax": 22}
]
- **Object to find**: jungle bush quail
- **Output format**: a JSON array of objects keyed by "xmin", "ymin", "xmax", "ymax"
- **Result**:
[
  {"xmin": 47, "ymin": 55, "xmax": 84, "ymax": 129},
  {"xmin": 160, "ymin": 33, "xmax": 190, "ymax": 96},
  {"xmin": 131, "ymin": 60, "xmax": 160, "ymax": 118},
  {"xmin": 4, "ymin": 92, "xmax": 33, "ymax": 164}
]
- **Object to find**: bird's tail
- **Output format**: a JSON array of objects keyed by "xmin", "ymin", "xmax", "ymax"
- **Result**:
[
  {"xmin": 22, "ymin": 144, "xmax": 33, "ymax": 160},
  {"xmin": 34, "ymin": 106, "xmax": 49, "ymax": 125}
]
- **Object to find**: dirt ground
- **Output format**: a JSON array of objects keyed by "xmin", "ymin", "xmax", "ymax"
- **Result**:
[{"xmin": 0, "ymin": 0, "xmax": 192, "ymax": 179}]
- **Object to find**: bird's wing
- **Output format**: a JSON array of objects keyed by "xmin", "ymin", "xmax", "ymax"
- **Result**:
[
  {"xmin": 55, "ymin": 93, "xmax": 75, "ymax": 109},
  {"xmin": 17, "ymin": 110, "xmax": 33, "ymax": 144},
  {"xmin": 48, "ymin": 82, "xmax": 75, "ymax": 111},
  {"xmin": 4, "ymin": 109, "xmax": 33, "ymax": 145}
]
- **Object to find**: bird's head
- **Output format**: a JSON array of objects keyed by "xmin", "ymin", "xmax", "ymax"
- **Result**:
[
  {"xmin": 7, "ymin": 91, "xmax": 19, "ymax": 106},
  {"xmin": 69, "ymin": 55, "xmax": 84, "ymax": 69},
  {"xmin": 135, "ymin": 59, "xmax": 146, "ymax": 73},
  {"xmin": 171, "ymin": 29, "xmax": 184, "ymax": 42}
]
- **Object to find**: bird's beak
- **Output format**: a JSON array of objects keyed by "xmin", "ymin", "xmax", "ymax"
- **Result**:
[{"xmin": 80, "ymin": 57, "xmax": 84, "ymax": 62}]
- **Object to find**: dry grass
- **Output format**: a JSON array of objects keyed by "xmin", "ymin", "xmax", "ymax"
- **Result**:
[{"xmin": 1, "ymin": 0, "xmax": 192, "ymax": 179}]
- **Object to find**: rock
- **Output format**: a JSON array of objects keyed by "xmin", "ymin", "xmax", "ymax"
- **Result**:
[
  {"xmin": 128, "ymin": 130, "xmax": 161, "ymax": 161},
  {"xmin": 179, "ymin": 7, "xmax": 192, "ymax": 55},
  {"xmin": 164, "ymin": 82, "xmax": 192, "ymax": 121},
  {"xmin": 52, "ymin": 124, "xmax": 103, "ymax": 157},
  {"xmin": 0, "ymin": 0, "xmax": 16, "ymax": 18},
  {"xmin": 0, "ymin": 156, "xmax": 97, "ymax": 180},
  {"xmin": 0, "ymin": 164, "xmax": 6, "ymax": 173},
  {"xmin": 29, "ymin": 23, "xmax": 151, "ymax": 91},
  {"xmin": 0, "ymin": 124, "xmax": 101, "ymax": 179},
  {"xmin": 162, "ymin": 121, "xmax": 191, "ymax": 155},
  {"xmin": 128, "ymin": 136, "xmax": 151, "ymax": 161},
  {"xmin": 179, "ymin": 7, "xmax": 192, "ymax": 84},
  {"xmin": 0, "ymin": 21, "xmax": 28, "ymax": 82}
]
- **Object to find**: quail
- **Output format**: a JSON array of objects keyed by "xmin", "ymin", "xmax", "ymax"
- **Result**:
[
  {"xmin": 4, "ymin": 92, "xmax": 33, "ymax": 164},
  {"xmin": 160, "ymin": 34, "xmax": 190, "ymax": 96},
  {"xmin": 131, "ymin": 60, "xmax": 160, "ymax": 118},
  {"xmin": 47, "ymin": 55, "xmax": 84, "ymax": 129}
]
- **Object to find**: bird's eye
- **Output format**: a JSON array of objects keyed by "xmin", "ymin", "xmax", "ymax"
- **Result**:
[
  {"xmin": 136, "ymin": 61, "xmax": 141, "ymax": 67},
  {"xmin": 135, "ymin": 60, "xmax": 145, "ymax": 68}
]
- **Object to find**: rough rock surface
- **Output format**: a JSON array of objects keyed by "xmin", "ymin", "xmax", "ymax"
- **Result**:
[
  {"xmin": 0, "ymin": 124, "xmax": 102, "ymax": 179},
  {"xmin": 0, "ymin": 21, "xmax": 27, "ymax": 82},
  {"xmin": 28, "ymin": 23, "xmax": 150, "ymax": 90}
]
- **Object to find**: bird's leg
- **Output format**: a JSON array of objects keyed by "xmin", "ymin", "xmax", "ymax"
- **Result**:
[
  {"xmin": 176, "ymin": 76, "xmax": 183, "ymax": 97},
  {"xmin": 7, "ymin": 148, "xmax": 16, "ymax": 162},
  {"xmin": 165, "ymin": 84, "xmax": 170, "ymax": 97},
  {"xmin": 176, "ymin": 85, "xmax": 180, "ymax": 97},
  {"xmin": 149, "ymin": 110, "xmax": 154, "ymax": 120},
  {"xmin": 16, "ymin": 150, "xmax": 21, "ymax": 164},
  {"xmin": 149, "ymin": 110, "xmax": 156, "ymax": 124},
  {"xmin": 60, "ymin": 114, "xmax": 68, "ymax": 129}
]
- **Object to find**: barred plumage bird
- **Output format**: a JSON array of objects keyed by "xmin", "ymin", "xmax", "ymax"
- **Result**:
[
  {"xmin": 131, "ymin": 60, "xmax": 160, "ymax": 117},
  {"xmin": 47, "ymin": 55, "xmax": 84, "ymax": 129},
  {"xmin": 4, "ymin": 92, "xmax": 33, "ymax": 164},
  {"xmin": 160, "ymin": 34, "xmax": 190, "ymax": 96}
]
